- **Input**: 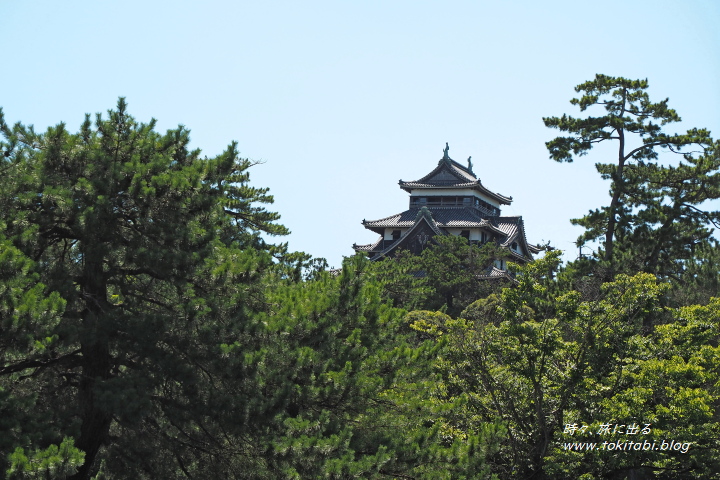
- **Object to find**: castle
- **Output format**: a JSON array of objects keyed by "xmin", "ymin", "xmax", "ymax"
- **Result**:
[{"xmin": 353, "ymin": 144, "xmax": 538, "ymax": 276}]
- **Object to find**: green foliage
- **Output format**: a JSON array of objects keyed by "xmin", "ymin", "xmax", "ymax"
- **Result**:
[
  {"xmin": 4, "ymin": 100, "xmax": 489, "ymax": 479},
  {"xmin": 408, "ymin": 251, "xmax": 720, "ymax": 478},
  {"xmin": 0, "ymin": 231, "xmax": 65, "ymax": 357},
  {"xmin": 364, "ymin": 309, "xmax": 504, "ymax": 479},
  {"xmin": 371, "ymin": 235, "xmax": 507, "ymax": 316},
  {"xmin": 570, "ymin": 297, "xmax": 720, "ymax": 479},
  {"xmin": 240, "ymin": 254, "xmax": 502, "ymax": 479},
  {"xmin": 3, "ymin": 88, "xmax": 719, "ymax": 479},
  {"xmin": 544, "ymin": 74, "xmax": 718, "ymax": 281},
  {"xmin": 0, "ymin": 100, "xmax": 315, "ymax": 479},
  {"xmin": 0, "ymin": 231, "xmax": 68, "ymax": 472},
  {"xmin": 242, "ymin": 254, "xmax": 404, "ymax": 477},
  {"xmin": 668, "ymin": 238, "xmax": 720, "ymax": 305},
  {"xmin": 7, "ymin": 438, "xmax": 84, "ymax": 480}
]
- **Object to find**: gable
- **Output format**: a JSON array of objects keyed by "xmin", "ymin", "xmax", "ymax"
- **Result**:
[
  {"xmin": 400, "ymin": 220, "xmax": 441, "ymax": 256},
  {"xmin": 425, "ymin": 169, "xmax": 465, "ymax": 184}
]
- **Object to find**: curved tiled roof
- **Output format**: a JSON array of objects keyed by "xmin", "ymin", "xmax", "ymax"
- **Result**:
[
  {"xmin": 477, "ymin": 266, "xmax": 515, "ymax": 280},
  {"xmin": 415, "ymin": 159, "xmax": 476, "ymax": 183},
  {"xmin": 363, "ymin": 208, "xmax": 526, "ymax": 237},
  {"xmin": 494, "ymin": 217, "xmax": 521, "ymax": 244},
  {"xmin": 398, "ymin": 157, "xmax": 512, "ymax": 205},
  {"xmin": 412, "ymin": 207, "xmax": 446, "ymax": 236},
  {"xmin": 363, "ymin": 207, "xmax": 487, "ymax": 229},
  {"xmin": 362, "ymin": 208, "xmax": 445, "ymax": 260},
  {"xmin": 493, "ymin": 216, "xmax": 540, "ymax": 255},
  {"xmin": 359, "ymin": 210, "xmax": 538, "ymax": 262},
  {"xmin": 352, "ymin": 238, "xmax": 383, "ymax": 252}
]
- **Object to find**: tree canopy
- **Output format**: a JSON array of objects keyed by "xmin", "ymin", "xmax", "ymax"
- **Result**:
[
  {"xmin": 0, "ymin": 101, "xmax": 426, "ymax": 479},
  {"xmin": 544, "ymin": 74, "xmax": 719, "ymax": 282},
  {"xmin": 369, "ymin": 235, "xmax": 507, "ymax": 316},
  {"xmin": 2, "ymin": 80, "xmax": 720, "ymax": 479}
]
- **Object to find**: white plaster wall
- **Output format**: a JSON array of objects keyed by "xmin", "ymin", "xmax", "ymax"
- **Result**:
[
  {"xmin": 384, "ymin": 228, "xmax": 407, "ymax": 240},
  {"xmin": 445, "ymin": 228, "xmax": 481, "ymax": 241}
]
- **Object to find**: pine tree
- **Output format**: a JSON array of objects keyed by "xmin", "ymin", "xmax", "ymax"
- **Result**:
[
  {"xmin": 544, "ymin": 75, "xmax": 718, "ymax": 280},
  {"xmin": 0, "ymin": 99, "xmax": 287, "ymax": 478}
]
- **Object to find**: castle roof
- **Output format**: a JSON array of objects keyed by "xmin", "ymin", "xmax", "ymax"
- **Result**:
[
  {"xmin": 362, "ymin": 208, "xmax": 516, "ymax": 237},
  {"xmin": 356, "ymin": 208, "xmax": 445, "ymax": 258},
  {"xmin": 353, "ymin": 144, "xmax": 538, "ymax": 265},
  {"xmin": 398, "ymin": 156, "xmax": 512, "ymax": 205},
  {"xmin": 356, "ymin": 207, "xmax": 538, "ymax": 261}
]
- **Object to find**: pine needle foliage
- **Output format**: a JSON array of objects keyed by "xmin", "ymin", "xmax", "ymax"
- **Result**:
[
  {"xmin": 544, "ymin": 74, "xmax": 718, "ymax": 282},
  {"xmin": 0, "ymin": 99, "xmax": 290, "ymax": 479}
]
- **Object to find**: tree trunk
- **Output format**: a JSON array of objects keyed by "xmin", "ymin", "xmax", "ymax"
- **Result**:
[
  {"xmin": 603, "ymin": 127, "xmax": 627, "ymax": 278},
  {"xmin": 69, "ymin": 254, "xmax": 113, "ymax": 480}
]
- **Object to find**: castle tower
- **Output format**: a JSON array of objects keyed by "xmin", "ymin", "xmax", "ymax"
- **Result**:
[{"xmin": 353, "ymin": 144, "xmax": 539, "ymax": 274}]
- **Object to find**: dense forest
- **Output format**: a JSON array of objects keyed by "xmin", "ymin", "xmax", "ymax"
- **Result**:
[{"xmin": 1, "ymin": 76, "xmax": 719, "ymax": 479}]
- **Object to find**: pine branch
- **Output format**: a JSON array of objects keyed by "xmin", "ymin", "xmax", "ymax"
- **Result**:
[{"xmin": 0, "ymin": 350, "xmax": 82, "ymax": 376}]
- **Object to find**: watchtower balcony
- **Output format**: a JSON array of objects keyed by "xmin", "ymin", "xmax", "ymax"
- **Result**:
[{"xmin": 409, "ymin": 195, "xmax": 500, "ymax": 217}]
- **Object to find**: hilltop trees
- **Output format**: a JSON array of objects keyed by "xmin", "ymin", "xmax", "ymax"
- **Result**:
[
  {"xmin": 370, "ymin": 236, "xmax": 506, "ymax": 316},
  {"xmin": 409, "ymin": 251, "xmax": 720, "ymax": 479},
  {"xmin": 2, "ymin": 77, "xmax": 719, "ymax": 479},
  {"xmin": 544, "ymin": 74, "xmax": 719, "ymax": 282},
  {"xmin": 0, "ymin": 101, "xmax": 428, "ymax": 479},
  {"xmin": 0, "ymin": 99, "xmax": 290, "ymax": 478}
]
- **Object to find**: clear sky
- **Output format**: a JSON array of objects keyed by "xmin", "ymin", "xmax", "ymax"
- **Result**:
[{"xmin": 2, "ymin": 0, "xmax": 719, "ymax": 268}]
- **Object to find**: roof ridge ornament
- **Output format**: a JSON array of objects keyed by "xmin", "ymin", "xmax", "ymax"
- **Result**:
[
  {"xmin": 467, "ymin": 156, "xmax": 474, "ymax": 175},
  {"xmin": 415, "ymin": 206, "xmax": 435, "ymax": 222},
  {"xmin": 442, "ymin": 142, "xmax": 450, "ymax": 163}
]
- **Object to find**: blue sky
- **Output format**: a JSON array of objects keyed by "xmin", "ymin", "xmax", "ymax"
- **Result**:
[{"xmin": 2, "ymin": 1, "xmax": 719, "ymax": 268}]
